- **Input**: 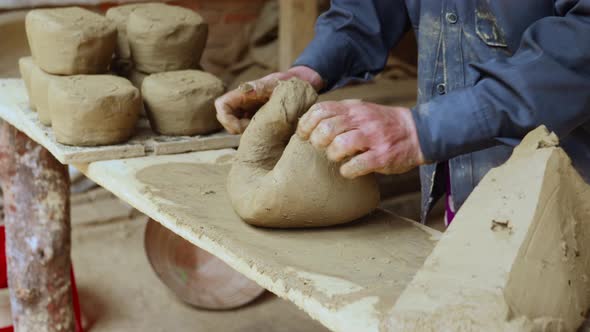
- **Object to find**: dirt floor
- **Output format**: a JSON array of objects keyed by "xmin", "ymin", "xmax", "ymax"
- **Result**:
[{"xmin": 72, "ymin": 213, "xmax": 328, "ymax": 332}]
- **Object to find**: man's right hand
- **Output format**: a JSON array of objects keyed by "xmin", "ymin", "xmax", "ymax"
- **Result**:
[{"xmin": 215, "ymin": 66, "xmax": 324, "ymax": 134}]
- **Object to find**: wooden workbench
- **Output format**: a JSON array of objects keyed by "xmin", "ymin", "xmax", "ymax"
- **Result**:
[
  {"xmin": 0, "ymin": 78, "xmax": 440, "ymax": 331},
  {"xmin": 1, "ymin": 75, "xmax": 589, "ymax": 331},
  {"xmin": 0, "ymin": 80, "xmax": 240, "ymax": 164}
]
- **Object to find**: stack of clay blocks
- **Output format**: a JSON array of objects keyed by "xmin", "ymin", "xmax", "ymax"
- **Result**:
[
  {"xmin": 107, "ymin": 2, "xmax": 226, "ymax": 136},
  {"xmin": 107, "ymin": 2, "xmax": 207, "ymax": 87},
  {"xmin": 21, "ymin": 6, "xmax": 118, "ymax": 127},
  {"xmin": 20, "ymin": 6, "xmax": 142, "ymax": 146}
]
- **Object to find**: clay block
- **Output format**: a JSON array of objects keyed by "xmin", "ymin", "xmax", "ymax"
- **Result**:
[
  {"xmin": 127, "ymin": 4, "xmax": 208, "ymax": 73},
  {"xmin": 106, "ymin": 3, "xmax": 142, "ymax": 60},
  {"xmin": 48, "ymin": 75, "xmax": 141, "ymax": 146},
  {"xmin": 142, "ymin": 70, "xmax": 223, "ymax": 136},
  {"xmin": 388, "ymin": 126, "xmax": 590, "ymax": 331},
  {"xmin": 26, "ymin": 7, "xmax": 116, "ymax": 75},
  {"xmin": 30, "ymin": 63, "xmax": 59, "ymax": 126},
  {"xmin": 18, "ymin": 56, "xmax": 35, "ymax": 110}
]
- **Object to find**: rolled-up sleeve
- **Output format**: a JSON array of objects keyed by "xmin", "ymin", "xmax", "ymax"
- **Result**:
[
  {"xmin": 413, "ymin": 0, "xmax": 590, "ymax": 162},
  {"xmin": 293, "ymin": 0, "xmax": 410, "ymax": 90}
]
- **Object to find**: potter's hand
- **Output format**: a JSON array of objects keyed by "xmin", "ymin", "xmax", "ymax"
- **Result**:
[
  {"xmin": 296, "ymin": 100, "xmax": 425, "ymax": 179},
  {"xmin": 215, "ymin": 66, "xmax": 324, "ymax": 134}
]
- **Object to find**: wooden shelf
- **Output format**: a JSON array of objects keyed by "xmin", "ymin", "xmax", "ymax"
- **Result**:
[
  {"xmin": 74, "ymin": 149, "xmax": 440, "ymax": 332},
  {"xmin": 0, "ymin": 77, "xmax": 442, "ymax": 331},
  {"xmin": 0, "ymin": 79, "xmax": 239, "ymax": 164}
]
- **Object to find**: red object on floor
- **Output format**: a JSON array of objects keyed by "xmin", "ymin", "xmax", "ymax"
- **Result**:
[
  {"xmin": 0, "ymin": 227, "xmax": 6, "ymax": 289},
  {"xmin": 71, "ymin": 268, "xmax": 83, "ymax": 332},
  {"xmin": 0, "ymin": 226, "xmax": 83, "ymax": 332}
]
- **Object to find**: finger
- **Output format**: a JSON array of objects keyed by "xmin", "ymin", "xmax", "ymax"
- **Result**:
[
  {"xmin": 309, "ymin": 115, "xmax": 352, "ymax": 149},
  {"xmin": 247, "ymin": 76, "xmax": 281, "ymax": 96},
  {"xmin": 238, "ymin": 118, "xmax": 251, "ymax": 133},
  {"xmin": 340, "ymin": 150, "xmax": 381, "ymax": 179},
  {"xmin": 326, "ymin": 129, "xmax": 367, "ymax": 162},
  {"xmin": 215, "ymin": 83, "xmax": 272, "ymax": 134},
  {"xmin": 238, "ymin": 81, "xmax": 272, "ymax": 104},
  {"xmin": 241, "ymin": 71, "xmax": 290, "ymax": 98},
  {"xmin": 297, "ymin": 102, "xmax": 344, "ymax": 139},
  {"xmin": 215, "ymin": 91, "xmax": 243, "ymax": 134}
]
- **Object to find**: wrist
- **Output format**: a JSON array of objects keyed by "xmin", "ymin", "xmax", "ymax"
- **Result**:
[
  {"xmin": 287, "ymin": 66, "xmax": 325, "ymax": 91},
  {"xmin": 400, "ymin": 107, "xmax": 426, "ymax": 166}
]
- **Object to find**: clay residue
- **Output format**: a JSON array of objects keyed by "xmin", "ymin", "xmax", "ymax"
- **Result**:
[{"xmin": 135, "ymin": 161, "xmax": 437, "ymax": 320}]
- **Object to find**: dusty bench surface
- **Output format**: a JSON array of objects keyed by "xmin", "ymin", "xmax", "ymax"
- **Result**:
[
  {"xmin": 0, "ymin": 79, "xmax": 240, "ymax": 164},
  {"xmin": 75, "ymin": 149, "xmax": 440, "ymax": 332}
]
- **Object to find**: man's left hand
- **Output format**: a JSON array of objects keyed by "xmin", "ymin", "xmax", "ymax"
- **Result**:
[{"xmin": 296, "ymin": 100, "xmax": 425, "ymax": 179}]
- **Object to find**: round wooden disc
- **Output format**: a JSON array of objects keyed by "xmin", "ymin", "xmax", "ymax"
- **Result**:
[{"xmin": 144, "ymin": 219, "xmax": 265, "ymax": 310}]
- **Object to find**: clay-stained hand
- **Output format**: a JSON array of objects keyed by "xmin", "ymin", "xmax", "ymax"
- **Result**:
[
  {"xmin": 215, "ymin": 66, "xmax": 324, "ymax": 134},
  {"xmin": 296, "ymin": 100, "xmax": 425, "ymax": 178}
]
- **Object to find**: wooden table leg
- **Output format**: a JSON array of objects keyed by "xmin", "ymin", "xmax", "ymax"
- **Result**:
[{"xmin": 0, "ymin": 122, "xmax": 74, "ymax": 332}]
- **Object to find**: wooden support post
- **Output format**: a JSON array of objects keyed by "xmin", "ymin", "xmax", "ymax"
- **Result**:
[
  {"xmin": 278, "ymin": 0, "xmax": 318, "ymax": 71},
  {"xmin": 0, "ymin": 122, "xmax": 74, "ymax": 332}
]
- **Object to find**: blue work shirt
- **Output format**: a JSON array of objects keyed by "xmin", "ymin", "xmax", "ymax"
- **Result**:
[{"xmin": 294, "ymin": 0, "xmax": 590, "ymax": 222}]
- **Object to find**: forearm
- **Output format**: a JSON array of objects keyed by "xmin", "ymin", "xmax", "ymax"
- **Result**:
[
  {"xmin": 293, "ymin": 0, "xmax": 410, "ymax": 90},
  {"xmin": 414, "ymin": 4, "xmax": 590, "ymax": 162}
]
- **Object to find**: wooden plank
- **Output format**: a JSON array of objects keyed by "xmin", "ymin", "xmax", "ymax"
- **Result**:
[
  {"xmin": 74, "ymin": 149, "xmax": 440, "ymax": 332},
  {"xmin": 278, "ymin": 0, "xmax": 318, "ymax": 71},
  {"xmin": 388, "ymin": 126, "xmax": 590, "ymax": 331},
  {"xmin": 0, "ymin": 79, "xmax": 239, "ymax": 164}
]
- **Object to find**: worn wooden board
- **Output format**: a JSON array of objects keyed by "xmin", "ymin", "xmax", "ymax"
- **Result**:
[
  {"xmin": 0, "ymin": 79, "xmax": 240, "ymax": 164},
  {"xmin": 75, "ymin": 149, "xmax": 440, "ymax": 332}
]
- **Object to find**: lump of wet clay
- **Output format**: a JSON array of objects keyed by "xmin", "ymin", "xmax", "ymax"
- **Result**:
[
  {"xmin": 142, "ymin": 70, "xmax": 223, "ymax": 135},
  {"xmin": 18, "ymin": 57, "xmax": 35, "ymax": 110},
  {"xmin": 227, "ymin": 78, "xmax": 380, "ymax": 228},
  {"xmin": 30, "ymin": 64, "xmax": 60, "ymax": 126},
  {"xmin": 25, "ymin": 7, "xmax": 116, "ymax": 75},
  {"xmin": 127, "ymin": 4, "xmax": 208, "ymax": 73},
  {"xmin": 48, "ymin": 75, "xmax": 141, "ymax": 146}
]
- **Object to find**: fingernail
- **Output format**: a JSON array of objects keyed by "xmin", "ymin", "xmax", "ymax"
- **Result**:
[
  {"xmin": 239, "ymin": 82, "xmax": 255, "ymax": 94},
  {"xmin": 340, "ymin": 165, "xmax": 354, "ymax": 179}
]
